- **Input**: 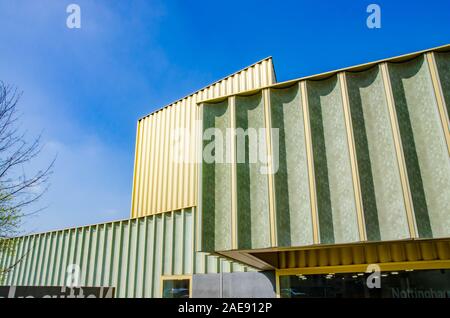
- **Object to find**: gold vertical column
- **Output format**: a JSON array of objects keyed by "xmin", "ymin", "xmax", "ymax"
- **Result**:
[
  {"xmin": 263, "ymin": 88, "xmax": 278, "ymax": 248},
  {"xmin": 196, "ymin": 104, "xmax": 203, "ymax": 253},
  {"xmin": 300, "ymin": 81, "xmax": 320, "ymax": 244},
  {"xmin": 426, "ymin": 52, "xmax": 450, "ymax": 156},
  {"xmin": 141, "ymin": 116, "xmax": 151, "ymax": 216},
  {"xmin": 130, "ymin": 121, "xmax": 141, "ymax": 218},
  {"xmin": 229, "ymin": 96, "xmax": 238, "ymax": 250},
  {"xmin": 149, "ymin": 115, "xmax": 159, "ymax": 214},
  {"xmin": 339, "ymin": 72, "xmax": 367, "ymax": 242},
  {"xmin": 380, "ymin": 63, "xmax": 417, "ymax": 239}
]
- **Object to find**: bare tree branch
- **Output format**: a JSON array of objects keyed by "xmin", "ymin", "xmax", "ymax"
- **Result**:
[{"xmin": 0, "ymin": 81, "xmax": 55, "ymax": 282}]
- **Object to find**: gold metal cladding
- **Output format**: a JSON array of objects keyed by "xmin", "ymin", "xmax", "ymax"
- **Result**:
[
  {"xmin": 130, "ymin": 121, "xmax": 141, "ymax": 217},
  {"xmin": 166, "ymin": 105, "xmax": 175, "ymax": 214},
  {"xmin": 275, "ymin": 273, "xmax": 281, "ymax": 298},
  {"xmin": 153, "ymin": 111, "xmax": 163, "ymax": 213},
  {"xmin": 230, "ymin": 96, "xmax": 238, "ymax": 250},
  {"xmin": 181, "ymin": 100, "xmax": 189, "ymax": 208},
  {"xmin": 300, "ymin": 81, "xmax": 320, "ymax": 244},
  {"xmin": 426, "ymin": 52, "xmax": 450, "ymax": 156},
  {"xmin": 142, "ymin": 116, "xmax": 151, "ymax": 216},
  {"xmin": 380, "ymin": 63, "xmax": 418, "ymax": 239},
  {"xmin": 149, "ymin": 114, "xmax": 158, "ymax": 213},
  {"xmin": 196, "ymin": 104, "xmax": 203, "ymax": 254},
  {"xmin": 263, "ymin": 88, "xmax": 278, "ymax": 248},
  {"xmin": 163, "ymin": 106, "xmax": 171, "ymax": 212},
  {"xmin": 339, "ymin": 72, "xmax": 367, "ymax": 242},
  {"xmin": 276, "ymin": 260, "xmax": 450, "ymax": 277},
  {"xmin": 189, "ymin": 97, "xmax": 197, "ymax": 206},
  {"xmin": 132, "ymin": 58, "xmax": 276, "ymax": 218}
]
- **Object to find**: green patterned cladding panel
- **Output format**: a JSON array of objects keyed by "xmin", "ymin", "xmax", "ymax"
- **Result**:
[
  {"xmin": 200, "ymin": 48, "xmax": 450, "ymax": 254},
  {"xmin": 235, "ymin": 93, "xmax": 271, "ymax": 250},
  {"xmin": 270, "ymin": 84, "xmax": 313, "ymax": 247},
  {"xmin": 202, "ymin": 101, "xmax": 233, "ymax": 251},
  {"xmin": 389, "ymin": 56, "xmax": 450, "ymax": 238},
  {"xmin": 346, "ymin": 66, "xmax": 410, "ymax": 241},
  {"xmin": 307, "ymin": 76, "xmax": 360, "ymax": 244}
]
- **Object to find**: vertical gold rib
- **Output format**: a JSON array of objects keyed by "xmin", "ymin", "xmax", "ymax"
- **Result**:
[
  {"xmin": 174, "ymin": 102, "xmax": 181, "ymax": 209},
  {"xmin": 189, "ymin": 96, "xmax": 197, "ymax": 206},
  {"xmin": 153, "ymin": 112, "xmax": 163, "ymax": 214},
  {"xmin": 275, "ymin": 272, "xmax": 281, "ymax": 298},
  {"xmin": 137, "ymin": 120, "xmax": 147, "ymax": 217},
  {"xmin": 339, "ymin": 72, "xmax": 367, "ymax": 241},
  {"xmin": 193, "ymin": 95, "xmax": 200, "ymax": 206},
  {"xmin": 180, "ymin": 100, "xmax": 188, "ymax": 208},
  {"xmin": 380, "ymin": 63, "xmax": 417, "ymax": 239},
  {"xmin": 229, "ymin": 96, "xmax": 238, "ymax": 250},
  {"xmin": 149, "ymin": 115, "xmax": 158, "ymax": 214},
  {"xmin": 161, "ymin": 108, "xmax": 168, "ymax": 212},
  {"xmin": 162, "ymin": 107, "xmax": 171, "ymax": 212},
  {"xmin": 300, "ymin": 81, "xmax": 320, "ymax": 244},
  {"xmin": 166, "ymin": 106, "xmax": 175, "ymax": 212},
  {"xmin": 263, "ymin": 88, "xmax": 278, "ymax": 247},
  {"xmin": 426, "ymin": 52, "xmax": 450, "ymax": 156},
  {"xmin": 141, "ymin": 117, "xmax": 151, "ymax": 216},
  {"xmin": 183, "ymin": 100, "xmax": 191, "ymax": 207},
  {"xmin": 196, "ymin": 104, "xmax": 203, "ymax": 254},
  {"xmin": 130, "ymin": 121, "xmax": 141, "ymax": 218}
]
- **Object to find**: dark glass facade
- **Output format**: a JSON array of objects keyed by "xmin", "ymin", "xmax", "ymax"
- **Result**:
[
  {"xmin": 162, "ymin": 279, "xmax": 190, "ymax": 298},
  {"xmin": 279, "ymin": 269, "xmax": 450, "ymax": 298}
]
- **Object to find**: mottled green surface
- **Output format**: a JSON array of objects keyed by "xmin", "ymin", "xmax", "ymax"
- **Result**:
[
  {"xmin": 434, "ymin": 51, "xmax": 450, "ymax": 118},
  {"xmin": 202, "ymin": 101, "xmax": 232, "ymax": 251},
  {"xmin": 346, "ymin": 66, "xmax": 410, "ymax": 241},
  {"xmin": 0, "ymin": 209, "xmax": 251, "ymax": 298},
  {"xmin": 235, "ymin": 93, "xmax": 271, "ymax": 249},
  {"xmin": 307, "ymin": 76, "xmax": 359, "ymax": 244},
  {"xmin": 389, "ymin": 57, "xmax": 450, "ymax": 238},
  {"xmin": 199, "ymin": 51, "xmax": 450, "ymax": 252},
  {"xmin": 270, "ymin": 85, "xmax": 313, "ymax": 247}
]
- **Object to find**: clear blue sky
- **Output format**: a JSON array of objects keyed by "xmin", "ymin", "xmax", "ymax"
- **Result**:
[{"xmin": 0, "ymin": 0, "xmax": 449, "ymax": 234}]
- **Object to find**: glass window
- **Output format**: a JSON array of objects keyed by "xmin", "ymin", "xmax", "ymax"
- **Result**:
[
  {"xmin": 162, "ymin": 279, "xmax": 190, "ymax": 298},
  {"xmin": 279, "ymin": 269, "xmax": 450, "ymax": 298}
]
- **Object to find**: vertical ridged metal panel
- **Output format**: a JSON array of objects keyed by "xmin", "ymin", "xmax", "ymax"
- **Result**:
[
  {"xmin": 0, "ymin": 208, "xmax": 251, "ymax": 298},
  {"xmin": 200, "ymin": 46, "xmax": 450, "ymax": 253},
  {"xmin": 131, "ymin": 58, "xmax": 276, "ymax": 217}
]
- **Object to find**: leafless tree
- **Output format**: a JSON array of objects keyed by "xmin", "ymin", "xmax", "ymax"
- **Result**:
[{"xmin": 0, "ymin": 81, "xmax": 55, "ymax": 281}]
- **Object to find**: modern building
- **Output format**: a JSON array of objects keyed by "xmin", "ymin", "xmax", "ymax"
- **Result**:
[{"xmin": 1, "ymin": 44, "xmax": 449, "ymax": 298}]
